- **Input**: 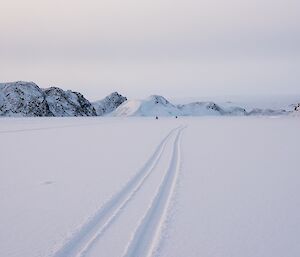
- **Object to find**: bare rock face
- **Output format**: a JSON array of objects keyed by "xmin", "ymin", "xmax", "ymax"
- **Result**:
[
  {"xmin": 44, "ymin": 87, "xmax": 97, "ymax": 117},
  {"xmin": 0, "ymin": 81, "xmax": 126, "ymax": 117},
  {"xmin": 0, "ymin": 82, "xmax": 97, "ymax": 117},
  {"xmin": 92, "ymin": 92, "xmax": 127, "ymax": 116},
  {"xmin": 0, "ymin": 81, "xmax": 53, "ymax": 117}
]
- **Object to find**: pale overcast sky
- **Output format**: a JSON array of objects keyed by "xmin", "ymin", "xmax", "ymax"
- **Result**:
[{"xmin": 1, "ymin": 0, "xmax": 299, "ymax": 100}]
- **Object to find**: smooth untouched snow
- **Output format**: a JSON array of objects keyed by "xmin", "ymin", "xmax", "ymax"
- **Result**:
[{"xmin": 0, "ymin": 117, "xmax": 300, "ymax": 257}]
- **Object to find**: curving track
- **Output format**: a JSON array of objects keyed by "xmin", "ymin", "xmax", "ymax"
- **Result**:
[{"xmin": 50, "ymin": 125, "xmax": 186, "ymax": 257}]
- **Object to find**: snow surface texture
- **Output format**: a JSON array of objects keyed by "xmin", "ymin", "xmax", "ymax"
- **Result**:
[{"xmin": 1, "ymin": 117, "xmax": 300, "ymax": 257}]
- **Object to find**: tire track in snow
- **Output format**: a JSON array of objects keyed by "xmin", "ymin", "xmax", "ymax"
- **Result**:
[
  {"xmin": 122, "ymin": 126, "xmax": 185, "ymax": 257},
  {"xmin": 0, "ymin": 120, "xmax": 115, "ymax": 134},
  {"xmin": 51, "ymin": 126, "xmax": 182, "ymax": 257}
]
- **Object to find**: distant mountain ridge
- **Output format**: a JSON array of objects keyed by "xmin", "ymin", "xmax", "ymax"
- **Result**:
[
  {"xmin": 0, "ymin": 81, "xmax": 295, "ymax": 117},
  {"xmin": 111, "ymin": 95, "xmax": 288, "ymax": 117}
]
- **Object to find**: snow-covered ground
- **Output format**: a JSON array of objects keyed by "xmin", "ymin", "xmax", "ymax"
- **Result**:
[{"xmin": 0, "ymin": 117, "xmax": 299, "ymax": 257}]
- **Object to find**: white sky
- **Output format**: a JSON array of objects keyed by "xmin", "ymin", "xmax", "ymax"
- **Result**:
[{"xmin": 1, "ymin": 0, "xmax": 299, "ymax": 100}]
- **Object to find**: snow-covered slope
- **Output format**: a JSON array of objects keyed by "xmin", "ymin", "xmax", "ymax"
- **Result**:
[
  {"xmin": 0, "ymin": 81, "xmax": 53, "ymax": 117},
  {"xmin": 248, "ymin": 108, "xmax": 288, "ymax": 116},
  {"xmin": 44, "ymin": 87, "xmax": 96, "ymax": 117},
  {"xmin": 112, "ymin": 95, "xmax": 292, "ymax": 117},
  {"xmin": 92, "ymin": 92, "xmax": 127, "ymax": 116},
  {"xmin": 137, "ymin": 95, "xmax": 179, "ymax": 116},
  {"xmin": 172, "ymin": 95, "xmax": 300, "ymax": 112},
  {"xmin": 112, "ymin": 95, "xmax": 180, "ymax": 117},
  {"xmin": 112, "ymin": 95, "xmax": 250, "ymax": 117},
  {"xmin": 222, "ymin": 105, "xmax": 247, "ymax": 116},
  {"xmin": 177, "ymin": 102, "xmax": 224, "ymax": 116}
]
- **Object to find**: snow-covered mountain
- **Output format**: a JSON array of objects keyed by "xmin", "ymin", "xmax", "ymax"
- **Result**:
[
  {"xmin": 112, "ymin": 95, "xmax": 259, "ymax": 117},
  {"xmin": 0, "ymin": 81, "xmax": 295, "ymax": 117},
  {"xmin": 177, "ymin": 102, "xmax": 224, "ymax": 116},
  {"xmin": 0, "ymin": 81, "xmax": 128, "ymax": 117},
  {"xmin": 111, "ymin": 95, "xmax": 180, "ymax": 116},
  {"xmin": 0, "ymin": 81, "xmax": 115, "ymax": 117},
  {"xmin": 92, "ymin": 92, "xmax": 127, "ymax": 116},
  {"xmin": 248, "ymin": 108, "xmax": 288, "ymax": 116},
  {"xmin": 0, "ymin": 81, "xmax": 53, "ymax": 117},
  {"xmin": 291, "ymin": 103, "xmax": 300, "ymax": 116},
  {"xmin": 44, "ymin": 87, "xmax": 96, "ymax": 117}
]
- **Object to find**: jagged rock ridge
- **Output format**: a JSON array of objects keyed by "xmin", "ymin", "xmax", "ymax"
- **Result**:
[
  {"xmin": 92, "ymin": 92, "xmax": 127, "ymax": 116},
  {"xmin": 0, "ymin": 82, "xmax": 53, "ymax": 117},
  {"xmin": 0, "ymin": 81, "xmax": 125, "ymax": 117},
  {"xmin": 44, "ymin": 87, "xmax": 96, "ymax": 117}
]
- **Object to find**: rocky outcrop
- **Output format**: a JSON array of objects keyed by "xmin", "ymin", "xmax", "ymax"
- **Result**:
[
  {"xmin": 0, "ymin": 81, "xmax": 53, "ymax": 117},
  {"xmin": 44, "ymin": 87, "xmax": 96, "ymax": 117},
  {"xmin": 0, "ymin": 82, "xmax": 97, "ymax": 117},
  {"xmin": 92, "ymin": 92, "xmax": 127, "ymax": 116}
]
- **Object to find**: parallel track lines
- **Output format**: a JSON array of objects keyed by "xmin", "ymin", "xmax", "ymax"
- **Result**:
[
  {"xmin": 51, "ymin": 126, "xmax": 182, "ymax": 257},
  {"xmin": 122, "ymin": 127, "xmax": 185, "ymax": 257}
]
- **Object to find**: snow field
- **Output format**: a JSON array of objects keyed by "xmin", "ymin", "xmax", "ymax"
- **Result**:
[{"xmin": 1, "ymin": 116, "xmax": 300, "ymax": 257}]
